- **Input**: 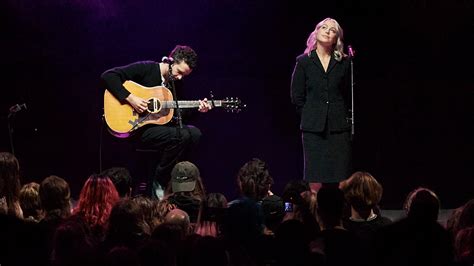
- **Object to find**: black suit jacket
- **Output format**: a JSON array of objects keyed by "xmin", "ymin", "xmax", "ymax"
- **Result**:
[{"xmin": 291, "ymin": 50, "xmax": 351, "ymax": 133}]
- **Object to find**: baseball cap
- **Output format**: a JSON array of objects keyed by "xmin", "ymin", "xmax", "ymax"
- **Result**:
[{"xmin": 171, "ymin": 161, "xmax": 199, "ymax": 193}]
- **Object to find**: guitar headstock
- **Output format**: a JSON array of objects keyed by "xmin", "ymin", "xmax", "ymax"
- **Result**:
[{"xmin": 222, "ymin": 97, "xmax": 246, "ymax": 113}]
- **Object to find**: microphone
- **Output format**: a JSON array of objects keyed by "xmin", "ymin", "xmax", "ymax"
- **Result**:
[
  {"xmin": 9, "ymin": 103, "xmax": 27, "ymax": 114},
  {"xmin": 348, "ymin": 45, "xmax": 355, "ymax": 58},
  {"xmin": 161, "ymin": 56, "xmax": 174, "ymax": 64}
]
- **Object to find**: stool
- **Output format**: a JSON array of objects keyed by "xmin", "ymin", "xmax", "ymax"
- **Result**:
[{"xmin": 133, "ymin": 148, "xmax": 162, "ymax": 199}]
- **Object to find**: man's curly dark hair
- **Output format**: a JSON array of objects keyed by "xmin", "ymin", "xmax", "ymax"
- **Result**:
[
  {"xmin": 169, "ymin": 45, "xmax": 198, "ymax": 69},
  {"xmin": 236, "ymin": 158, "xmax": 274, "ymax": 201}
]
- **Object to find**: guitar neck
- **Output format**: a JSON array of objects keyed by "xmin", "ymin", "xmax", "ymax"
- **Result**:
[{"xmin": 162, "ymin": 100, "xmax": 224, "ymax": 109}]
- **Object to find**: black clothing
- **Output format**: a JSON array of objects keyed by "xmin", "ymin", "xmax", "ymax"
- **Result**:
[
  {"xmin": 313, "ymin": 228, "xmax": 365, "ymax": 266},
  {"xmin": 101, "ymin": 60, "xmax": 201, "ymax": 189},
  {"xmin": 374, "ymin": 217, "xmax": 454, "ymax": 266},
  {"xmin": 167, "ymin": 193, "xmax": 201, "ymax": 223},
  {"xmin": 302, "ymin": 129, "xmax": 351, "ymax": 183},
  {"xmin": 343, "ymin": 215, "xmax": 393, "ymax": 265},
  {"xmin": 291, "ymin": 50, "xmax": 352, "ymax": 183}
]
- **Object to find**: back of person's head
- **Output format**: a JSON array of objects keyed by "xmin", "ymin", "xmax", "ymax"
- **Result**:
[
  {"xmin": 74, "ymin": 174, "xmax": 120, "ymax": 229},
  {"xmin": 0, "ymin": 152, "xmax": 21, "ymax": 215},
  {"xmin": 317, "ymin": 186, "xmax": 345, "ymax": 228},
  {"xmin": 106, "ymin": 198, "xmax": 148, "ymax": 246},
  {"xmin": 152, "ymin": 222, "xmax": 187, "ymax": 246},
  {"xmin": 457, "ymin": 199, "xmax": 474, "ymax": 231},
  {"xmin": 206, "ymin": 193, "xmax": 227, "ymax": 208},
  {"xmin": 236, "ymin": 158, "xmax": 274, "ymax": 201},
  {"xmin": 100, "ymin": 167, "xmax": 132, "ymax": 198},
  {"xmin": 454, "ymin": 226, "xmax": 474, "ymax": 264},
  {"xmin": 164, "ymin": 208, "xmax": 191, "ymax": 234},
  {"xmin": 132, "ymin": 195, "xmax": 158, "ymax": 231},
  {"xmin": 169, "ymin": 45, "xmax": 197, "ymax": 69},
  {"xmin": 301, "ymin": 190, "xmax": 318, "ymax": 220},
  {"xmin": 404, "ymin": 187, "xmax": 440, "ymax": 222},
  {"xmin": 51, "ymin": 215, "xmax": 96, "ymax": 266},
  {"xmin": 199, "ymin": 193, "xmax": 227, "ymax": 224},
  {"xmin": 155, "ymin": 198, "xmax": 177, "ymax": 225},
  {"xmin": 261, "ymin": 195, "xmax": 285, "ymax": 232},
  {"xmin": 340, "ymin": 171, "xmax": 383, "ymax": 213},
  {"xmin": 282, "ymin": 179, "xmax": 310, "ymax": 205},
  {"xmin": 447, "ymin": 206, "xmax": 464, "ymax": 239},
  {"xmin": 40, "ymin": 175, "xmax": 71, "ymax": 218},
  {"xmin": 221, "ymin": 197, "xmax": 262, "ymax": 244},
  {"xmin": 19, "ymin": 182, "xmax": 42, "ymax": 221}
]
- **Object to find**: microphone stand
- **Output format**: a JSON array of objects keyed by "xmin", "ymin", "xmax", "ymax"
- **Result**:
[
  {"xmin": 349, "ymin": 48, "xmax": 355, "ymax": 141},
  {"xmin": 167, "ymin": 64, "xmax": 183, "ymax": 139},
  {"xmin": 7, "ymin": 103, "xmax": 27, "ymax": 155},
  {"xmin": 7, "ymin": 113, "xmax": 15, "ymax": 155}
]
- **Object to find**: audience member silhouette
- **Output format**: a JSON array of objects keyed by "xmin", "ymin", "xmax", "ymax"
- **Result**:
[
  {"xmin": 275, "ymin": 219, "xmax": 314, "ymax": 266},
  {"xmin": 261, "ymin": 194, "xmax": 285, "ymax": 235},
  {"xmin": 279, "ymin": 179, "xmax": 321, "ymax": 251},
  {"xmin": 339, "ymin": 171, "xmax": 392, "ymax": 263},
  {"xmin": 155, "ymin": 198, "xmax": 177, "ymax": 226},
  {"xmin": 137, "ymin": 239, "xmax": 176, "ymax": 266},
  {"xmin": 0, "ymin": 152, "xmax": 23, "ymax": 218},
  {"xmin": 19, "ymin": 182, "xmax": 43, "ymax": 222},
  {"xmin": 104, "ymin": 246, "xmax": 140, "ymax": 266},
  {"xmin": 73, "ymin": 174, "xmax": 120, "ymax": 240},
  {"xmin": 131, "ymin": 195, "xmax": 158, "ymax": 232},
  {"xmin": 455, "ymin": 199, "xmax": 474, "ymax": 236},
  {"xmin": 454, "ymin": 225, "xmax": 474, "ymax": 265},
  {"xmin": 195, "ymin": 192, "xmax": 228, "ymax": 237},
  {"xmin": 164, "ymin": 208, "xmax": 192, "ymax": 235},
  {"xmin": 374, "ymin": 187, "xmax": 453, "ymax": 266},
  {"xmin": 51, "ymin": 215, "xmax": 98, "ymax": 266},
  {"xmin": 100, "ymin": 167, "xmax": 133, "ymax": 198},
  {"xmin": 189, "ymin": 235, "xmax": 230, "ymax": 266},
  {"xmin": 234, "ymin": 158, "xmax": 274, "ymax": 202},
  {"xmin": 223, "ymin": 158, "xmax": 279, "ymax": 265},
  {"xmin": 450, "ymin": 198, "xmax": 474, "ymax": 265},
  {"xmin": 101, "ymin": 198, "xmax": 150, "ymax": 259},
  {"xmin": 37, "ymin": 175, "xmax": 73, "ymax": 266},
  {"xmin": 164, "ymin": 161, "xmax": 206, "ymax": 224},
  {"xmin": 312, "ymin": 186, "xmax": 364, "ymax": 266}
]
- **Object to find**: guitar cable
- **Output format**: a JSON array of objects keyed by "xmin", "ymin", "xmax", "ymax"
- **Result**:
[{"xmin": 99, "ymin": 114, "xmax": 105, "ymax": 173}]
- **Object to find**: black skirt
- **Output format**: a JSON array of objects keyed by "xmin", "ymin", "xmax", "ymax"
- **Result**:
[{"xmin": 302, "ymin": 129, "xmax": 352, "ymax": 183}]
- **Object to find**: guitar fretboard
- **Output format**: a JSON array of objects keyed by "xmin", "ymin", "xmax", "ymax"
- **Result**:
[{"xmin": 162, "ymin": 100, "xmax": 224, "ymax": 109}]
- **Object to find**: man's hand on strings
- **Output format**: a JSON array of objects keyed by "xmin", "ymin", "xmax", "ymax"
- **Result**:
[
  {"xmin": 198, "ymin": 98, "xmax": 213, "ymax": 113},
  {"xmin": 126, "ymin": 94, "xmax": 149, "ymax": 113}
]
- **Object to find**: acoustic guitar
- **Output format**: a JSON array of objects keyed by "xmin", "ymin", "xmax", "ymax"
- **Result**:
[{"xmin": 104, "ymin": 80, "xmax": 244, "ymax": 138}]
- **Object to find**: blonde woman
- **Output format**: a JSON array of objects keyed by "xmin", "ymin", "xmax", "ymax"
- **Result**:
[{"xmin": 291, "ymin": 17, "xmax": 352, "ymax": 190}]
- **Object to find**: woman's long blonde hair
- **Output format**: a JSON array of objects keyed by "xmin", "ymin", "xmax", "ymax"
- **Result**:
[{"xmin": 304, "ymin": 17, "xmax": 346, "ymax": 61}]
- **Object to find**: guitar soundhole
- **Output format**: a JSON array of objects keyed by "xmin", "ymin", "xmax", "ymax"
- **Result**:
[{"xmin": 147, "ymin": 98, "xmax": 161, "ymax": 113}]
